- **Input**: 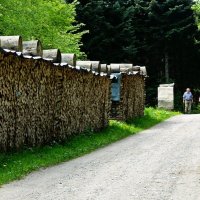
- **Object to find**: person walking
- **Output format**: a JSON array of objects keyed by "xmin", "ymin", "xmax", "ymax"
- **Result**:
[{"xmin": 183, "ymin": 88, "xmax": 193, "ymax": 114}]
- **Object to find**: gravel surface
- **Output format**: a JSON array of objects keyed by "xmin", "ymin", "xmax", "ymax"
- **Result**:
[{"xmin": 1, "ymin": 114, "xmax": 200, "ymax": 200}]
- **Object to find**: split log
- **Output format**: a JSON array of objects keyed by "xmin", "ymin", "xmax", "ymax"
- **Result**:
[
  {"xmin": 0, "ymin": 36, "xmax": 22, "ymax": 52},
  {"xmin": 76, "ymin": 61, "xmax": 92, "ymax": 70},
  {"xmin": 23, "ymin": 40, "xmax": 43, "ymax": 57},
  {"xmin": 110, "ymin": 64, "xmax": 120, "ymax": 73},
  {"xmin": 43, "ymin": 49, "xmax": 61, "ymax": 63},
  {"xmin": 100, "ymin": 64, "xmax": 108, "ymax": 73},
  {"xmin": 61, "ymin": 53, "xmax": 76, "ymax": 66}
]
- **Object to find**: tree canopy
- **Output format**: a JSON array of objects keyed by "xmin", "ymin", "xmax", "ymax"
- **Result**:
[
  {"xmin": 0, "ymin": 0, "xmax": 85, "ymax": 56},
  {"xmin": 74, "ymin": 0, "xmax": 200, "ymax": 105}
]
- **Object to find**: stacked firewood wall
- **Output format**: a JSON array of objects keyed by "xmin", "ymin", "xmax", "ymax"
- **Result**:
[
  {"xmin": 120, "ymin": 74, "xmax": 145, "ymax": 121},
  {"xmin": 0, "ymin": 51, "xmax": 111, "ymax": 151}
]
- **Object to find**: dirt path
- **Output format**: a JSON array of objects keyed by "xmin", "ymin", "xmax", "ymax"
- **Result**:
[{"xmin": 1, "ymin": 114, "xmax": 200, "ymax": 200}]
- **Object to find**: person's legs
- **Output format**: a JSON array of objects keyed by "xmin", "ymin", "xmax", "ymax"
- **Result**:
[
  {"xmin": 185, "ymin": 101, "xmax": 189, "ymax": 113},
  {"xmin": 188, "ymin": 101, "xmax": 192, "ymax": 114}
]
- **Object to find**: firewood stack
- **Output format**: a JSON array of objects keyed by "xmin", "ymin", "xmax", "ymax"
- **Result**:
[
  {"xmin": 119, "ymin": 70, "xmax": 146, "ymax": 121},
  {"xmin": 0, "ymin": 35, "xmax": 147, "ymax": 151},
  {"xmin": 0, "ymin": 48, "xmax": 111, "ymax": 152}
]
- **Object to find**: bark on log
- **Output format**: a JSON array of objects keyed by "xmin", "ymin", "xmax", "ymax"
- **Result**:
[
  {"xmin": 76, "ymin": 61, "xmax": 92, "ymax": 70},
  {"xmin": 43, "ymin": 49, "xmax": 61, "ymax": 63},
  {"xmin": 23, "ymin": 40, "xmax": 43, "ymax": 57},
  {"xmin": 61, "ymin": 53, "xmax": 76, "ymax": 66},
  {"xmin": 0, "ymin": 36, "xmax": 22, "ymax": 52}
]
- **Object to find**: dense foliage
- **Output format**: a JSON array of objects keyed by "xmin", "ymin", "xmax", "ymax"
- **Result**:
[
  {"xmin": 72, "ymin": 0, "xmax": 200, "ymax": 105},
  {"xmin": 0, "ymin": 0, "xmax": 85, "ymax": 56}
]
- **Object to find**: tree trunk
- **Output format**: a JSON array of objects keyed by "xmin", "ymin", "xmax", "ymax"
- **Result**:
[{"xmin": 164, "ymin": 51, "xmax": 169, "ymax": 83}]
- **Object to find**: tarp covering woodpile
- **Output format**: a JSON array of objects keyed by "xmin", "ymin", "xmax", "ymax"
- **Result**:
[{"xmin": 0, "ymin": 48, "xmax": 111, "ymax": 152}]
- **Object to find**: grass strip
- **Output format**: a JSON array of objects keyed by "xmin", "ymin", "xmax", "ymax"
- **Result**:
[{"xmin": 0, "ymin": 107, "xmax": 179, "ymax": 186}]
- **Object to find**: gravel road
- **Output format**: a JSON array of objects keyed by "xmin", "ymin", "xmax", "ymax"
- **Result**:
[{"xmin": 1, "ymin": 114, "xmax": 200, "ymax": 200}]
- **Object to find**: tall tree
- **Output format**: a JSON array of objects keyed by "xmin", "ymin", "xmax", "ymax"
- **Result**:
[
  {"xmin": 73, "ymin": 0, "xmax": 200, "ymax": 105},
  {"xmin": 76, "ymin": 0, "xmax": 199, "ymax": 85},
  {"xmin": 0, "ymin": 0, "xmax": 85, "ymax": 56},
  {"xmin": 147, "ymin": 0, "xmax": 198, "ymax": 83},
  {"xmin": 75, "ymin": 0, "xmax": 127, "ymax": 63}
]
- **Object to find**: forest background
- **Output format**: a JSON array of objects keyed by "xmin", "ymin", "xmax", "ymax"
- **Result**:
[{"xmin": 1, "ymin": 0, "xmax": 200, "ymax": 109}]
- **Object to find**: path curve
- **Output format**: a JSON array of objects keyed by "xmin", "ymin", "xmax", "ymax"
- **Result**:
[{"xmin": 1, "ymin": 114, "xmax": 200, "ymax": 200}]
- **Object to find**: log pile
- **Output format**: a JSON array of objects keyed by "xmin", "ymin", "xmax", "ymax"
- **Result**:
[
  {"xmin": 108, "ymin": 64, "xmax": 146, "ymax": 121},
  {"xmin": 0, "ymin": 35, "xmax": 147, "ymax": 151},
  {"xmin": 118, "ymin": 73, "xmax": 145, "ymax": 121},
  {"xmin": 0, "ymin": 49, "xmax": 111, "ymax": 152}
]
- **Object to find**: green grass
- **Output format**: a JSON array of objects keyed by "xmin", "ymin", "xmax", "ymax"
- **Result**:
[{"xmin": 0, "ymin": 107, "xmax": 179, "ymax": 186}]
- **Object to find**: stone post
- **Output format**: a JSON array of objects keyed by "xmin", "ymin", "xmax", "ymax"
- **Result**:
[{"xmin": 158, "ymin": 83, "xmax": 174, "ymax": 110}]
